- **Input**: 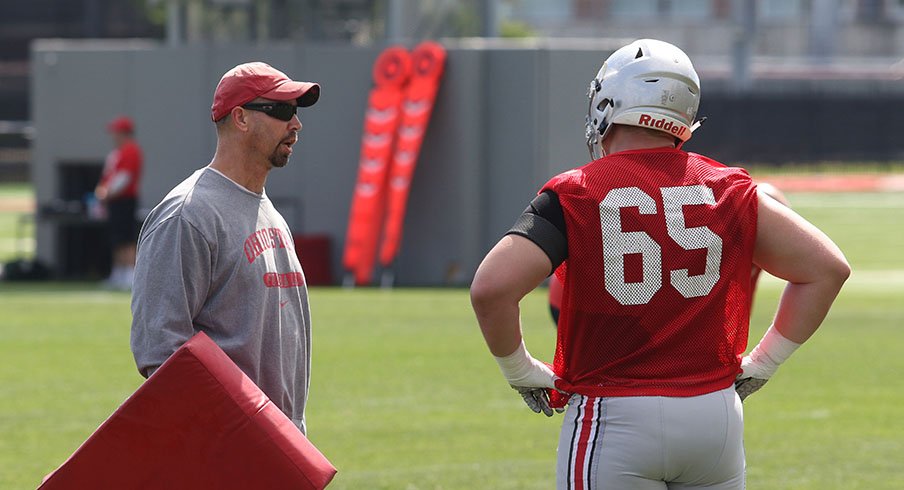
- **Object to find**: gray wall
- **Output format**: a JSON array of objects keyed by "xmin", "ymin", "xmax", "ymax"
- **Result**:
[
  {"xmin": 30, "ymin": 39, "xmax": 607, "ymax": 286},
  {"xmin": 30, "ymin": 39, "xmax": 904, "ymax": 286}
]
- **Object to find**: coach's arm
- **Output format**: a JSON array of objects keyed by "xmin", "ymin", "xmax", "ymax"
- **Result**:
[{"xmin": 131, "ymin": 216, "xmax": 212, "ymax": 378}]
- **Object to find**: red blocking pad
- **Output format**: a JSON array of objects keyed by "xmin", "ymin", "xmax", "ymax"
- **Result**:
[{"xmin": 39, "ymin": 332, "xmax": 337, "ymax": 489}]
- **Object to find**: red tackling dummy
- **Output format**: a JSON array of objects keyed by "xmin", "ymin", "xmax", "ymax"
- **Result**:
[
  {"xmin": 39, "ymin": 332, "xmax": 337, "ymax": 489},
  {"xmin": 343, "ymin": 45, "xmax": 412, "ymax": 286},
  {"xmin": 378, "ymin": 41, "xmax": 447, "ymax": 271}
]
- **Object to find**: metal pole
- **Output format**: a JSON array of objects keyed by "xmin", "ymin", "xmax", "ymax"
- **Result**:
[
  {"xmin": 482, "ymin": 0, "xmax": 498, "ymax": 38},
  {"xmin": 248, "ymin": 0, "xmax": 259, "ymax": 41},
  {"xmin": 166, "ymin": 0, "xmax": 183, "ymax": 47},
  {"xmin": 809, "ymin": 0, "xmax": 839, "ymax": 63},
  {"xmin": 387, "ymin": 0, "xmax": 403, "ymax": 43},
  {"xmin": 84, "ymin": 0, "xmax": 102, "ymax": 37},
  {"xmin": 731, "ymin": 0, "xmax": 756, "ymax": 92}
]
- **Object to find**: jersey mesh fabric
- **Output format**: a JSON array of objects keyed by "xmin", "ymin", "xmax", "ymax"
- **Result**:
[{"xmin": 543, "ymin": 148, "xmax": 758, "ymax": 406}]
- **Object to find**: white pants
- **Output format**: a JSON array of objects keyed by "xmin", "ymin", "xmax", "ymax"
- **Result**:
[{"xmin": 556, "ymin": 386, "xmax": 745, "ymax": 490}]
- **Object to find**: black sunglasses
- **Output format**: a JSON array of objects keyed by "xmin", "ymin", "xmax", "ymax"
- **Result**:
[{"xmin": 242, "ymin": 102, "xmax": 298, "ymax": 122}]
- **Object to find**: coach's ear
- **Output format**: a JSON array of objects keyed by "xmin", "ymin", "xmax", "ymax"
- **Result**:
[{"xmin": 230, "ymin": 106, "xmax": 252, "ymax": 132}]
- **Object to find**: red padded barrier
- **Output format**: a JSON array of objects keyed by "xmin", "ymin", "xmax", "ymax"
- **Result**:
[
  {"xmin": 39, "ymin": 332, "xmax": 337, "ymax": 489},
  {"xmin": 295, "ymin": 234, "xmax": 334, "ymax": 286}
]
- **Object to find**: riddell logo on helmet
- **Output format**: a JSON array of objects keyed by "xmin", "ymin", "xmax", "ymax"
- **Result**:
[{"xmin": 638, "ymin": 114, "xmax": 686, "ymax": 137}]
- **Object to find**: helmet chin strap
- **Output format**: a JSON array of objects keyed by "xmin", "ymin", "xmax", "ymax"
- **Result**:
[
  {"xmin": 690, "ymin": 117, "xmax": 707, "ymax": 132},
  {"xmin": 676, "ymin": 116, "xmax": 707, "ymax": 150},
  {"xmin": 596, "ymin": 133, "xmax": 609, "ymax": 158},
  {"xmin": 586, "ymin": 133, "xmax": 609, "ymax": 160},
  {"xmin": 596, "ymin": 120, "xmax": 614, "ymax": 159}
]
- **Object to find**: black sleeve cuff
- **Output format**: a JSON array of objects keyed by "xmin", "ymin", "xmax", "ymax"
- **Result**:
[{"xmin": 506, "ymin": 213, "xmax": 567, "ymax": 271}]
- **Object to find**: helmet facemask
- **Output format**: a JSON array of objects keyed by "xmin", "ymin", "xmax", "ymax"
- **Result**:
[{"xmin": 585, "ymin": 66, "xmax": 615, "ymax": 160}]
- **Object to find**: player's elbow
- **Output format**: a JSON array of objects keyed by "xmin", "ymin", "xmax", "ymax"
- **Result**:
[
  {"xmin": 470, "ymin": 268, "xmax": 514, "ymax": 315},
  {"xmin": 807, "ymin": 249, "xmax": 851, "ymax": 294},
  {"xmin": 827, "ymin": 253, "xmax": 852, "ymax": 287},
  {"xmin": 470, "ymin": 273, "xmax": 500, "ymax": 313}
]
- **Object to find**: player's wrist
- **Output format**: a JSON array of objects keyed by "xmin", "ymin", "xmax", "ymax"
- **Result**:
[
  {"xmin": 494, "ymin": 340, "xmax": 533, "ymax": 383},
  {"xmin": 743, "ymin": 325, "xmax": 801, "ymax": 379},
  {"xmin": 494, "ymin": 340, "xmax": 554, "ymax": 388}
]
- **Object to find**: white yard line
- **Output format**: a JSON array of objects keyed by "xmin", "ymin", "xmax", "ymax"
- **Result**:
[{"xmin": 757, "ymin": 269, "xmax": 904, "ymax": 287}]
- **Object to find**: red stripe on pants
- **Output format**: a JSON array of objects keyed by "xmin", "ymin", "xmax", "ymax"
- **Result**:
[{"xmin": 573, "ymin": 397, "xmax": 596, "ymax": 490}]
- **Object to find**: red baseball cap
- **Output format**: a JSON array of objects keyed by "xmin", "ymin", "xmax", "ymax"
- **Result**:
[
  {"xmin": 107, "ymin": 116, "xmax": 134, "ymax": 134},
  {"xmin": 211, "ymin": 62, "xmax": 320, "ymax": 122}
]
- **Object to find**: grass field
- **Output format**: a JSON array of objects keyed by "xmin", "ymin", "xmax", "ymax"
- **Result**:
[
  {"xmin": 0, "ymin": 183, "xmax": 33, "ymax": 264},
  {"xmin": 1, "ymin": 186, "xmax": 903, "ymax": 489}
]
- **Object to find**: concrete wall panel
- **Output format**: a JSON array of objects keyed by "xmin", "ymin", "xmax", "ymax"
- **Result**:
[{"xmin": 30, "ymin": 40, "xmax": 904, "ymax": 285}]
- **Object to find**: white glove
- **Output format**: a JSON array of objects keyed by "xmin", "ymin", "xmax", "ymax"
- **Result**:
[
  {"xmin": 494, "ymin": 341, "xmax": 562, "ymax": 416},
  {"xmin": 735, "ymin": 325, "xmax": 801, "ymax": 401}
]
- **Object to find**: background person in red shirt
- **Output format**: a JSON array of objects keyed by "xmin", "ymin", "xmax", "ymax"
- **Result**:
[
  {"xmin": 95, "ymin": 116, "xmax": 143, "ymax": 290},
  {"xmin": 471, "ymin": 39, "xmax": 849, "ymax": 489}
]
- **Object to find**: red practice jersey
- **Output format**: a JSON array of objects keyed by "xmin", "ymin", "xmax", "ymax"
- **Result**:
[
  {"xmin": 543, "ymin": 148, "xmax": 758, "ymax": 402},
  {"xmin": 100, "ymin": 140, "xmax": 143, "ymax": 199}
]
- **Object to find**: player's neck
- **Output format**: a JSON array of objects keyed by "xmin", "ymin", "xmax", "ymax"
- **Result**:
[{"xmin": 603, "ymin": 128, "xmax": 676, "ymax": 155}]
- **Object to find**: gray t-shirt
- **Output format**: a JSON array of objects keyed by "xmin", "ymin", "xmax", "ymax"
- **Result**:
[{"xmin": 131, "ymin": 167, "xmax": 312, "ymax": 433}]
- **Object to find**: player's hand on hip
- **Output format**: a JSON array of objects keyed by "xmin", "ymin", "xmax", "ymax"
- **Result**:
[
  {"xmin": 736, "ymin": 325, "xmax": 802, "ymax": 402},
  {"xmin": 493, "ymin": 340, "xmax": 565, "ymax": 415},
  {"xmin": 734, "ymin": 371, "xmax": 769, "ymax": 402},
  {"xmin": 510, "ymin": 385, "xmax": 564, "ymax": 417},
  {"xmin": 735, "ymin": 353, "xmax": 774, "ymax": 401}
]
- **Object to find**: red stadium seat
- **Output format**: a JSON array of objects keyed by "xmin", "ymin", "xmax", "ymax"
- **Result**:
[{"xmin": 39, "ymin": 332, "xmax": 337, "ymax": 489}]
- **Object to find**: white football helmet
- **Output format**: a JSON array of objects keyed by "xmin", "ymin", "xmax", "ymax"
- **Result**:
[{"xmin": 585, "ymin": 39, "xmax": 702, "ymax": 160}]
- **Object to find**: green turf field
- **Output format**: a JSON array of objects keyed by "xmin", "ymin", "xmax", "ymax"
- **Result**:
[
  {"xmin": 1, "ymin": 190, "xmax": 902, "ymax": 489},
  {"xmin": 0, "ymin": 183, "xmax": 33, "ymax": 264}
]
